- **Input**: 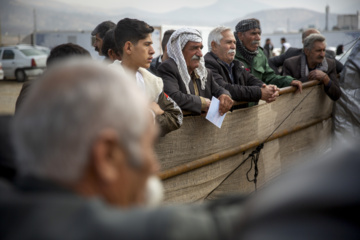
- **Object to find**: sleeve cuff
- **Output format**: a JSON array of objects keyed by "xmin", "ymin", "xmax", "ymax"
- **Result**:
[
  {"xmin": 200, "ymin": 97, "xmax": 208, "ymax": 111},
  {"xmin": 324, "ymin": 79, "xmax": 332, "ymax": 90}
]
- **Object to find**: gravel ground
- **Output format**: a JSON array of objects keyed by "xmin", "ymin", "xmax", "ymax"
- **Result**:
[{"xmin": 0, "ymin": 80, "xmax": 23, "ymax": 115}]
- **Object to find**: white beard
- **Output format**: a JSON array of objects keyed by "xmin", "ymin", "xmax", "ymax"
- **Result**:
[{"xmin": 144, "ymin": 175, "xmax": 164, "ymax": 207}]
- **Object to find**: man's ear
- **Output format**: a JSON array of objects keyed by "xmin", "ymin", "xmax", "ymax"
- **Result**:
[
  {"xmin": 91, "ymin": 129, "xmax": 125, "ymax": 183},
  {"xmin": 304, "ymin": 48, "xmax": 310, "ymax": 56},
  {"xmin": 211, "ymin": 41, "xmax": 217, "ymax": 52},
  {"xmin": 124, "ymin": 41, "xmax": 133, "ymax": 55}
]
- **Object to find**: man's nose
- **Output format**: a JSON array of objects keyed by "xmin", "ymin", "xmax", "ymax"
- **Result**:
[
  {"xmin": 197, "ymin": 49, "xmax": 203, "ymax": 57},
  {"xmin": 149, "ymin": 45, "xmax": 155, "ymax": 55}
]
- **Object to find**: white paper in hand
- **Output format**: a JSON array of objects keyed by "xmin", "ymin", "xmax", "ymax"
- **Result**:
[{"xmin": 205, "ymin": 96, "xmax": 226, "ymax": 128}]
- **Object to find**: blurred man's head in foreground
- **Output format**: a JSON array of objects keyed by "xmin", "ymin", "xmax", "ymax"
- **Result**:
[{"xmin": 13, "ymin": 58, "xmax": 163, "ymax": 207}]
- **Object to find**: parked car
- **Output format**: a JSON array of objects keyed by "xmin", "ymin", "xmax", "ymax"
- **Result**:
[
  {"xmin": 0, "ymin": 62, "xmax": 4, "ymax": 80},
  {"xmin": 0, "ymin": 44, "xmax": 47, "ymax": 82}
]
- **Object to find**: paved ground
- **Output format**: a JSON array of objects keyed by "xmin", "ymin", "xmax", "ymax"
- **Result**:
[{"xmin": 0, "ymin": 80, "xmax": 23, "ymax": 114}]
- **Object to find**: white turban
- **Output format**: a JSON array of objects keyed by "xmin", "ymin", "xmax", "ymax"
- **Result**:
[{"xmin": 167, "ymin": 28, "xmax": 207, "ymax": 94}]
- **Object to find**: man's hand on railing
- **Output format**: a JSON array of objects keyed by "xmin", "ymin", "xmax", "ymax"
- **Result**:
[
  {"xmin": 261, "ymin": 84, "xmax": 279, "ymax": 103},
  {"xmin": 290, "ymin": 80, "xmax": 303, "ymax": 94}
]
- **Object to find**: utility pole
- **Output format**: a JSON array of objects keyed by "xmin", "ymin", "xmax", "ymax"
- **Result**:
[
  {"xmin": 33, "ymin": 8, "xmax": 37, "ymax": 45},
  {"xmin": 325, "ymin": 5, "xmax": 329, "ymax": 31}
]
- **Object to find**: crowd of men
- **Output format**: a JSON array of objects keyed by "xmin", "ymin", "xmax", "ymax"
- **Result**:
[
  {"xmin": 89, "ymin": 17, "xmax": 341, "ymax": 122},
  {"xmin": 0, "ymin": 17, "xmax": 355, "ymax": 239}
]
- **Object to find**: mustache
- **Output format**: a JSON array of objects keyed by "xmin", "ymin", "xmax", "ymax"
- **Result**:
[
  {"xmin": 191, "ymin": 55, "xmax": 201, "ymax": 60},
  {"xmin": 252, "ymin": 40, "xmax": 260, "ymax": 45},
  {"xmin": 228, "ymin": 49, "xmax": 236, "ymax": 54}
]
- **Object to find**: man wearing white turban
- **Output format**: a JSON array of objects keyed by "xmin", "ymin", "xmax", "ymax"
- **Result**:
[{"xmin": 158, "ymin": 28, "xmax": 233, "ymax": 115}]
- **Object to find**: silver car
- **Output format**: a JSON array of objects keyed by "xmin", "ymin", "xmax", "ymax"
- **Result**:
[{"xmin": 0, "ymin": 44, "xmax": 48, "ymax": 82}]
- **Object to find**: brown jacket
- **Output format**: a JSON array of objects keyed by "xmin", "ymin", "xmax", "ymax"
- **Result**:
[{"xmin": 283, "ymin": 54, "xmax": 341, "ymax": 101}]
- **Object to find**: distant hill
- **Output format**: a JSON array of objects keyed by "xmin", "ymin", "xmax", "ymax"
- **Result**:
[
  {"xmin": 225, "ymin": 8, "xmax": 338, "ymax": 33},
  {"xmin": 0, "ymin": 0, "xmax": 343, "ymax": 38}
]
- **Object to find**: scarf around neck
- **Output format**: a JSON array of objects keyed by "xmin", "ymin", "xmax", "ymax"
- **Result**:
[
  {"xmin": 300, "ymin": 53, "xmax": 329, "ymax": 79},
  {"xmin": 167, "ymin": 28, "xmax": 207, "ymax": 94},
  {"xmin": 235, "ymin": 33, "xmax": 258, "ymax": 65}
]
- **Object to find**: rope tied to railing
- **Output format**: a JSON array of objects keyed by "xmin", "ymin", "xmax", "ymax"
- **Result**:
[
  {"xmin": 246, "ymin": 143, "xmax": 263, "ymax": 190},
  {"xmin": 205, "ymin": 85, "xmax": 317, "ymax": 198}
]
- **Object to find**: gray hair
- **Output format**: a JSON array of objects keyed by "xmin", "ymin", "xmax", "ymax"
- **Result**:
[
  {"xmin": 303, "ymin": 33, "xmax": 326, "ymax": 51},
  {"xmin": 12, "ymin": 58, "xmax": 148, "ymax": 183},
  {"xmin": 208, "ymin": 26, "xmax": 232, "ymax": 51},
  {"xmin": 91, "ymin": 21, "xmax": 116, "ymax": 38}
]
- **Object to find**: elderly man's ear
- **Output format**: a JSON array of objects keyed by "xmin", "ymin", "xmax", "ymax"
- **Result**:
[{"xmin": 91, "ymin": 129, "xmax": 126, "ymax": 183}]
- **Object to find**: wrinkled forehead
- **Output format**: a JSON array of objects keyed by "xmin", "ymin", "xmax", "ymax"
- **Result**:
[
  {"xmin": 183, "ymin": 41, "xmax": 203, "ymax": 49},
  {"xmin": 245, "ymin": 28, "xmax": 261, "ymax": 34}
]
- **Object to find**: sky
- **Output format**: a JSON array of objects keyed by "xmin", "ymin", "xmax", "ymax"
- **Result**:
[{"xmin": 51, "ymin": 0, "xmax": 359, "ymax": 14}]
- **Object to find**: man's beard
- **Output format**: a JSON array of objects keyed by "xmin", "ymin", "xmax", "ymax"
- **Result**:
[{"xmin": 144, "ymin": 175, "xmax": 164, "ymax": 207}]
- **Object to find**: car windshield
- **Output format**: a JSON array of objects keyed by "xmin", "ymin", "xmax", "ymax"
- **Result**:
[{"xmin": 20, "ymin": 48, "xmax": 47, "ymax": 56}]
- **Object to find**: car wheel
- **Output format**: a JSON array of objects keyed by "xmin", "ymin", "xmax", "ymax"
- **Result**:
[{"xmin": 15, "ymin": 69, "xmax": 27, "ymax": 82}]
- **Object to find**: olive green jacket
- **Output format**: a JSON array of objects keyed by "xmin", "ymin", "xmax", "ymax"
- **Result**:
[{"xmin": 235, "ymin": 47, "xmax": 294, "ymax": 88}]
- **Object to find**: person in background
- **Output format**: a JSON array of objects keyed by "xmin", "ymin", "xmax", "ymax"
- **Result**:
[
  {"xmin": 268, "ymin": 28, "xmax": 344, "ymax": 75},
  {"xmin": 280, "ymin": 37, "xmax": 291, "ymax": 54},
  {"xmin": 205, "ymin": 26, "xmax": 279, "ymax": 109},
  {"xmin": 234, "ymin": 18, "xmax": 302, "ymax": 92},
  {"xmin": 111, "ymin": 18, "xmax": 182, "ymax": 136},
  {"xmin": 148, "ymin": 29, "xmax": 175, "ymax": 76},
  {"xmin": 101, "ymin": 29, "xmax": 121, "ymax": 62},
  {"xmin": 283, "ymin": 33, "xmax": 341, "ymax": 101},
  {"xmin": 91, "ymin": 20, "xmax": 116, "ymax": 56},
  {"xmin": 336, "ymin": 44, "xmax": 344, "ymax": 56},
  {"xmin": 158, "ymin": 28, "xmax": 233, "ymax": 115},
  {"xmin": 15, "ymin": 43, "xmax": 91, "ymax": 112},
  {"xmin": 263, "ymin": 38, "xmax": 273, "ymax": 59}
]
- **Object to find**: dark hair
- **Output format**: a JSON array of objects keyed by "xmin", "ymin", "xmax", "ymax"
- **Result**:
[
  {"xmin": 281, "ymin": 37, "xmax": 286, "ymax": 42},
  {"xmin": 101, "ymin": 29, "xmax": 117, "ymax": 59},
  {"xmin": 91, "ymin": 21, "xmax": 116, "ymax": 39},
  {"xmin": 114, "ymin": 18, "xmax": 154, "ymax": 56},
  {"xmin": 161, "ymin": 30, "xmax": 175, "ymax": 51},
  {"xmin": 46, "ymin": 43, "xmax": 91, "ymax": 66},
  {"xmin": 336, "ymin": 44, "xmax": 344, "ymax": 55}
]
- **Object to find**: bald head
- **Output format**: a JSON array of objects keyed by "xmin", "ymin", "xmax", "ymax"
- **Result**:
[{"xmin": 302, "ymin": 28, "xmax": 320, "ymax": 43}]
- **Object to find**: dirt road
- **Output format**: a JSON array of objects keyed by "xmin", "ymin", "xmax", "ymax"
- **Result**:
[{"xmin": 0, "ymin": 80, "xmax": 23, "ymax": 114}]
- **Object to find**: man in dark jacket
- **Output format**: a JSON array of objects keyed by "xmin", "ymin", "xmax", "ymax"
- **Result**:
[
  {"xmin": 205, "ymin": 26, "xmax": 279, "ymax": 108},
  {"xmin": 234, "ymin": 18, "xmax": 302, "ymax": 92},
  {"xmin": 283, "ymin": 33, "xmax": 341, "ymax": 101},
  {"xmin": 158, "ymin": 28, "xmax": 233, "ymax": 115},
  {"xmin": 268, "ymin": 28, "xmax": 343, "ymax": 75}
]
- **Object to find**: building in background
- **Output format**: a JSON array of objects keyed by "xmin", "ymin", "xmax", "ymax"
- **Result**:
[{"xmin": 336, "ymin": 11, "xmax": 360, "ymax": 30}]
